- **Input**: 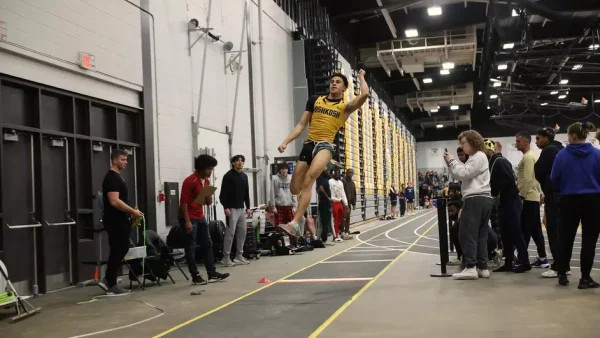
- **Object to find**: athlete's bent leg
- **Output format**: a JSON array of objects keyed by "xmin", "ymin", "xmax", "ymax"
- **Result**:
[
  {"xmin": 294, "ymin": 150, "xmax": 332, "ymax": 223},
  {"xmin": 290, "ymin": 161, "xmax": 309, "ymax": 195},
  {"xmin": 278, "ymin": 150, "xmax": 332, "ymax": 237}
]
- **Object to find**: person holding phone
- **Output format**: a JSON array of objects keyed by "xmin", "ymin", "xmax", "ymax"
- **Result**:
[
  {"xmin": 180, "ymin": 155, "xmax": 230, "ymax": 285},
  {"xmin": 443, "ymin": 130, "xmax": 493, "ymax": 280}
]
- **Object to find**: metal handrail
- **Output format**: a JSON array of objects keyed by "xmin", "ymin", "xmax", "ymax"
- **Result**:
[
  {"xmin": 6, "ymin": 221, "xmax": 42, "ymax": 229},
  {"xmin": 45, "ymin": 218, "xmax": 76, "ymax": 227}
]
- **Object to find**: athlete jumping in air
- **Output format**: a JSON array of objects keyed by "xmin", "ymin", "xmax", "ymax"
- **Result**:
[{"xmin": 277, "ymin": 70, "xmax": 369, "ymax": 237}]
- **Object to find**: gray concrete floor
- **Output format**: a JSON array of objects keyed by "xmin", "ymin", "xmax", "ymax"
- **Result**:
[{"xmin": 2, "ymin": 209, "xmax": 599, "ymax": 338}]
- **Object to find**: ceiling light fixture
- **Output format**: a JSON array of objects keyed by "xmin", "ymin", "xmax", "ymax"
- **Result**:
[
  {"xmin": 572, "ymin": 64, "xmax": 583, "ymax": 70},
  {"xmin": 490, "ymin": 95, "xmax": 498, "ymax": 99},
  {"xmin": 503, "ymin": 43, "xmax": 515, "ymax": 49},
  {"xmin": 405, "ymin": 28, "xmax": 419, "ymax": 38},
  {"xmin": 493, "ymin": 82, "xmax": 501, "ymax": 87},
  {"xmin": 589, "ymin": 44, "xmax": 600, "ymax": 50},
  {"xmin": 428, "ymin": 6, "xmax": 442, "ymax": 16},
  {"xmin": 431, "ymin": 108, "xmax": 439, "ymax": 113},
  {"xmin": 541, "ymin": 102, "xmax": 548, "ymax": 106},
  {"xmin": 512, "ymin": 9, "xmax": 518, "ymax": 17},
  {"xmin": 423, "ymin": 78, "xmax": 432, "ymax": 84},
  {"xmin": 558, "ymin": 95, "xmax": 567, "ymax": 99},
  {"xmin": 478, "ymin": 91, "xmax": 482, "ymax": 95},
  {"xmin": 490, "ymin": 78, "xmax": 499, "ymax": 82},
  {"xmin": 442, "ymin": 62, "xmax": 455, "ymax": 70},
  {"xmin": 559, "ymin": 79, "xmax": 569, "ymax": 85},
  {"xmin": 450, "ymin": 105, "xmax": 459, "ymax": 110},
  {"xmin": 497, "ymin": 64, "xmax": 508, "ymax": 70},
  {"xmin": 440, "ymin": 69, "xmax": 450, "ymax": 75},
  {"xmin": 595, "ymin": 99, "xmax": 600, "ymax": 103},
  {"xmin": 436, "ymin": 124, "xmax": 444, "ymax": 128},
  {"xmin": 550, "ymin": 91, "xmax": 559, "ymax": 95}
]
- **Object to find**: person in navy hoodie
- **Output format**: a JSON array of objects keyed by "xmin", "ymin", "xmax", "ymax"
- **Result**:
[
  {"xmin": 405, "ymin": 183, "xmax": 416, "ymax": 216},
  {"xmin": 551, "ymin": 122, "xmax": 600, "ymax": 289}
]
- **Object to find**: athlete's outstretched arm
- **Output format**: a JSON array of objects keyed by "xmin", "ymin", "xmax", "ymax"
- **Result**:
[
  {"xmin": 344, "ymin": 69, "xmax": 369, "ymax": 116},
  {"xmin": 278, "ymin": 110, "xmax": 312, "ymax": 153}
]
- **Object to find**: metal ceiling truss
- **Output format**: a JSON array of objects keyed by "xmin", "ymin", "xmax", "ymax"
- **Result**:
[
  {"xmin": 363, "ymin": 26, "xmax": 478, "ymax": 78},
  {"xmin": 396, "ymin": 82, "xmax": 475, "ymax": 114}
]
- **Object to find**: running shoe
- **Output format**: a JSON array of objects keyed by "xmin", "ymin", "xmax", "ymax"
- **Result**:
[
  {"xmin": 233, "ymin": 256, "xmax": 250, "ymax": 265},
  {"xmin": 192, "ymin": 274, "xmax": 208, "ymax": 285},
  {"xmin": 531, "ymin": 257, "xmax": 551, "ymax": 268},
  {"xmin": 452, "ymin": 267, "xmax": 478, "ymax": 280},
  {"xmin": 278, "ymin": 222, "xmax": 301, "ymax": 237},
  {"xmin": 208, "ymin": 272, "xmax": 230, "ymax": 283}
]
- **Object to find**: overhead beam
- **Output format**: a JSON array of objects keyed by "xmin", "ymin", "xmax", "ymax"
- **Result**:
[
  {"xmin": 376, "ymin": 0, "xmax": 398, "ymax": 38},
  {"xmin": 377, "ymin": 52, "xmax": 392, "ymax": 77}
]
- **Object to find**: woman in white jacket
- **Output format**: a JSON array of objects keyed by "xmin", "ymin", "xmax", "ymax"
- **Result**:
[{"xmin": 443, "ymin": 130, "xmax": 493, "ymax": 280}]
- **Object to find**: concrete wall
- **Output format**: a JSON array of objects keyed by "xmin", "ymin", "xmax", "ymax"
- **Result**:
[
  {"xmin": 150, "ymin": 0, "xmax": 297, "ymax": 235},
  {"xmin": 1, "ymin": 0, "xmax": 299, "ymax": 236}
]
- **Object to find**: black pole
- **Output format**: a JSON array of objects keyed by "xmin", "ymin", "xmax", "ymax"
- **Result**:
[
  {"xmin": 431, "ymin": 196, "xmax": 452, "ymax": 277},
  {"xmin": 449, "ymin": 219, "xmax": 455, "ymax": 252}
]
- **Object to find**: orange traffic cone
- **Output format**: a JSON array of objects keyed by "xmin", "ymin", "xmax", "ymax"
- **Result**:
[
  {"xmin": 93, "ymin": 267, "xmax": 99, "ymax": 281},
  {"xmin": 258, "ymin": 277, "xmax": 271, "ymax": 284}
]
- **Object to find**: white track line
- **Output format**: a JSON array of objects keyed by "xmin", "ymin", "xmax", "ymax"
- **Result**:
[
  {"xmin": 321, "ymin": 259, "xmax": 393, "ymax": 264},
  {"xmin": 355, "ymin": 211, "xmax": 437, "ymax": 251},
  {"xmin": 279, "ymin": 278, "xmax": 373, "ymax": 283}
]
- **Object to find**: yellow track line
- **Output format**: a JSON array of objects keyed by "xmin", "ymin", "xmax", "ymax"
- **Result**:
[
  {"xmin": 308, "ymin": 221, "xmax": 439, "ymax": 338},
  {"xmin": 153, "ymin": 211, "xmax": 435, "ymax": 338}
]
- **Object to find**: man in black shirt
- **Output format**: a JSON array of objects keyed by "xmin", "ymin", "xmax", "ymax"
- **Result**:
[
  {"xmin": 534, "ymin": 127, "xmax": 566, "ymax": 277},
  {"xmin": 219, "ymin": 155, "xmax": 251, "ymax": 267},
  {"xmin": 483, "ymin": 139, "xmax": 531, "ymax": 273},
  {"xmin": 101, "ymin": 149, "xmax": 143, "ymax": 294},
  {"xmin": 316, "ymin": 169, "xmax": 333, "ymax": 243}
]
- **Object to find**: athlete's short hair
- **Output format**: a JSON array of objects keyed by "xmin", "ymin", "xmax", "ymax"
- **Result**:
[{"xmin": 331, "ymin": 73, "xmax": 348, "ymax": 88}]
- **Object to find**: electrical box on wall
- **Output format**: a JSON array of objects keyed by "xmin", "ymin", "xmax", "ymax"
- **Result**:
[{"xmin": 164, "ymin": 182, "xmax": 180, "ymax": 228}]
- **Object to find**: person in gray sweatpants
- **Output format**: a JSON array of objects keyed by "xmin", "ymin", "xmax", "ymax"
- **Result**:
[
  {"xmin": 219, "ymin": 155, "xmax": 251, "ymax": 267},
  {"xmin": 444, "ymin": 130, "xmax": 493, "ymax": 280}
]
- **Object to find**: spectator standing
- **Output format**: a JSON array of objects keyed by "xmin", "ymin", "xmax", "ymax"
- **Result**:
[
  {"xmin": 389, "ymin": 184, "xmax": 399, "ymax": 218},
  {"xmin": 316, "ymin": 169, "xmax": 334, "ymax": 244},
  {"xmin": 515, "ymin": 131, "xmax": 548, "ymax": 268},
  {"xmin": 444, "ymin": 130, "xmax": 493, "ymax": 280},
  {"xmin": 271, "ymin": 163, "xmax": 298, "ymax": 226},
  {"xmin": 341, "ymin": 169, "xmax": 357, "ymax": 239},
  {"xmin": 329, "ymin": 171, "xmax": 349, "ymax": 242},
  {"xmin": 100, "ymin": 149, "xmax": 144, "ymax": 294},
  {"xmin": 219, "ymin": 155, "xmax": 251, "ymax": 267},
  {"xmin": 483, "ymin": 139, "xmax": 530, "ymax": 273},
  {"xmin": 405, "ymin": 183, "xmax": 415, "ymax": 216},
  {"xmin": 179, "ymin": 155, "xmax": 230, "ymax": 284},
  {"xmin": 534, "ymin": 128, "xmax": 565, "ymax": 278},
  {"xmin": 551, "ymin": 122, "xmax": 600, "ymax": 288},
  {"xmin": 399, "ymin": 188, "xmax": 406, "ymax": 217}
]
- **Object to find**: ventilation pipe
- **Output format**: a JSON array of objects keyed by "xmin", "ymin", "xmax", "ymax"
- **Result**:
[
  {"xmin": 194, "ymin": 0, "xmax": 213, "ymax": 143},
  {"xmin": 515, "ymin": 0, "xmax": 600, "ymax": 27},
  {"xmin": 229, "ymin": 1, "xmax": 248, "ymax": 160},
  {"xmin": 257, "ymin": 0, "xmax": 270, "ymax": 204},
  {"xmin": 245, "ymin": 0, "xmax": 259, "ymax": 205}
]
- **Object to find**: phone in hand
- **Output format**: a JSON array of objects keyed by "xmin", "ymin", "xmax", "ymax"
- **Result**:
[{"xmin": 445, "ymin": 148, "xmax": 448, "ymax": 153}]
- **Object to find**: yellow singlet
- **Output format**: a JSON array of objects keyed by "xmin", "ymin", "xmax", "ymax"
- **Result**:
[{"xmin": 306, "ymin": 96, "xmax": 347, "ymax": 143}]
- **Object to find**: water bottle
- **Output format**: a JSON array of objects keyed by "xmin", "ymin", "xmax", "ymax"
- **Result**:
[{"xmin": 33, "ymin": 284, "xmax": 39, "ymax": 298}]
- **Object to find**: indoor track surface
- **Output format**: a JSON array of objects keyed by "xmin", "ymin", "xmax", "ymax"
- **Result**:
[
  {"xmin": 154, "ymin": 210, "xmax": 440, "ymax": 338},
  {"xmin": 154, "ymin": 208, "xmax": 600, "ymax": 338},
  {"xmin": 3, "ymin": 209, "xmax": 600, "ymax": 338}
]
